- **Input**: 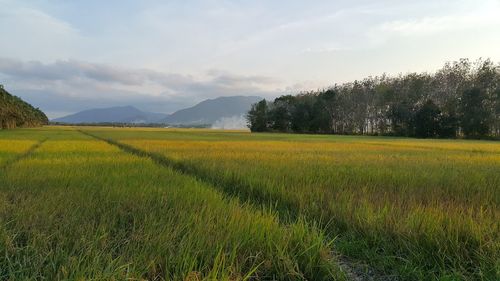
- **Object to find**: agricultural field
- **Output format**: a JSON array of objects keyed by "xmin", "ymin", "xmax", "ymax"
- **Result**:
[{"xmin": 1, "ymin": 126, "xmax": 499, "ymax": 280}]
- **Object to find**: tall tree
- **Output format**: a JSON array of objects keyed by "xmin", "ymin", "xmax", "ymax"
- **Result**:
[
  {"xmin": 414, "ymin": 100, "xmax": 441, "ymax": 138},
  {"xmin": 460, "ymin": 88, "xmax": 491, "ymax": 138},
  {"xmin": 247, "ymin": 99, "xmax": 269, "ymax": 132},
  {"xmin": 270, "ymin": 95, "xmax": 295, "ymax": 131},
  {"xmin": 247, "ymin": 58, "xmax": 499, "ymax": 139}
]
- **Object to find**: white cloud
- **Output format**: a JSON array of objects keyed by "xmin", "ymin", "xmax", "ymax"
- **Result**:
[
  {"xmin": 0, "ymin": 58, "xmax": 280, "ymax": 117},
  {"xmin": 1, "ymin": 0, "xmax": 499, "ymax": 116},
  {"xmin": 0, "ymin": 1, "xmax": 84, "ymax": 61},
  {"xmin": 378, "ymin": 4, "xmax": 500, "ymax": 36}
]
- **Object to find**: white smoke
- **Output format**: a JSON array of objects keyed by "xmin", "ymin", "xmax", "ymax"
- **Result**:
[{"xmin": 211, "ymin": 115, "xmax": 248, "ymax": 130}]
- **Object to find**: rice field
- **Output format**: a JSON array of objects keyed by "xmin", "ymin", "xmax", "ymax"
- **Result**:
[{"xmin": 1, "ymin": 126, "xmax": 499, "ymax": 280}]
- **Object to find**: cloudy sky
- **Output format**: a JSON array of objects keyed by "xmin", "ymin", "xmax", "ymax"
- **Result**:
[{"xmin": 1, "ymin": 0, "xmax": 499, "ymax": 118}]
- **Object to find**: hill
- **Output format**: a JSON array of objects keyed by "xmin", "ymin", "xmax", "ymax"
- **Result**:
[
  {"xmin": 53, "ymin": 96, "xmax": 262, "ymax": 126},
  {"xmin": 0, "ymin": 85, "xmax": 48, "ymax": 129},
  {"xmin": 52, "ymin": 106, "xmax": 167, "ymax": 124},
  {"xmin": 162, "ymin": 96, "xmax": 262, "ymax": 125}
]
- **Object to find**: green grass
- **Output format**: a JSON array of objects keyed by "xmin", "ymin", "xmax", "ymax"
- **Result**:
[
  {"xmin": 85, "ymin": 127, "xmax": 500, "ymax": 281},
  {"xmin": 1, "ymin": 126, "xmax": 499, "ymax": 280},
  {"xmin": 0, "ymin": 128, "xmax": 343, "ymax": 280}
]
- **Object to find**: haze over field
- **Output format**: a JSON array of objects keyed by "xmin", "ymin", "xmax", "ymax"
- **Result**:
[
  {"xmin": 1, "ymin": 0, "xmax": 500, "ymax": 118},
  {"xmin": 52, "ymin": 96, "xmax": 261, "ymax": 126}
]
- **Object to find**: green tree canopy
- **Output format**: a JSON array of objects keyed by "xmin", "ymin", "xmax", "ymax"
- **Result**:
[
  {"xmin": 247, "ymin": 59, "xmax": 500, "ymax": 139},
  {"xmin": 1, "ymin": 85, "xmax": 48, "ymax": 129}
]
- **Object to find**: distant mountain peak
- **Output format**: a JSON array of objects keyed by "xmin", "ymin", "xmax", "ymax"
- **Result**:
[
  {"xmin": 52, "ymin": 105, "xmax": 167, "ymax": 124},
  {"xmin": 162, "ymin": 96, "xmax": 262, "ymax": 125},
  {"xmin": 52, "ymin": 95, "xmax": 263, "ymax": 127}
]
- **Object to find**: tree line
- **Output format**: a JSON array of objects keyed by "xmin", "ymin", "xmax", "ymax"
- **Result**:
[
  {"xmin": 1, "ymin": 85, "xmax": 48, "ymax": 129},
  {"xmin": 247, "ymin": 59, "xmax": 500, "ymax": 139}
]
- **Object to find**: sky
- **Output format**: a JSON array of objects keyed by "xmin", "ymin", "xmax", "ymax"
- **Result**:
[{"xmin": 1, "ymin": 0, "xmax": 499, "ymax": 118}]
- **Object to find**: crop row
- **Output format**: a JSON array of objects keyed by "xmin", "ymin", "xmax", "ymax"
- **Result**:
[
  {"xmin": 86, "ymin": 128, "xmax": 500, "ymax": 280},
  {"xmin": 0, "ymin": 128, "xmax": 344, "ymax": 280}
]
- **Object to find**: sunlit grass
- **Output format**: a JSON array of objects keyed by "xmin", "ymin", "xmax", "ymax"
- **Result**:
[
  {"xmin": 86, "ymin": 127, "xmax": 500, "ymax": 280},
  {"xmin": 0, "ymin": 128, "xmax": 344, "ymax": 280},
  {"xmin": 1, "ymin": 126, "xmax": 498, "ymax": 280},
  {"xmin": 0, "ymin": 140, "xmax": 38, "ymax": 165}
]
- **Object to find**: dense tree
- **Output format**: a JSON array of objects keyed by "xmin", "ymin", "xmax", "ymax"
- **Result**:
[
  {"xmin": 246, "ymin": 99, "xmax": 269, "ymax": 132},
  {"xmin": 290, "ymin": 95, "xmax": 315, "ymax": 133},
  {"xmin": 388, "ymin": 102, "xmax": 414, "ymax": 136},
  {"xmin": 493, "ymin": 89, "xmax": 500, "ymax": 136},
  {"xmin": 437, "ymin": 113, "xmax": 458, "ymax": 138},
  {"xmin": 270, "ymin": 95, "xmax": 295, "ymax": 131},
  {"xmin": 1, "ymin": 85, "xmax": 48, "ymax": 129},
  {"xmin": 414, "ymin": 100, "xmax": 441, "ymax": 138},
  {"xmin": 309, "ymin": 96, "xmax": 331, "ymax": 133},
  {"xmin": 460, "ymin": 88, "xmax": 491, "ymax": 138},
  {"xmin": 247, "ymin": 59, "xmax": 500, "ymax": 139}
]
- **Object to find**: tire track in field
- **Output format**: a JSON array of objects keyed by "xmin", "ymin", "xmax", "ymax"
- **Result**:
[
  {"xmin": 0, "ymin": 138, "xmax": 47, "ymax": 170},
  {"xmin": 80, "ymin": 130, "xmax": 391, "ymax": 281},
  {"xmin": 79, "ymin": 130, "xmax": 301, "ymax": 218}
]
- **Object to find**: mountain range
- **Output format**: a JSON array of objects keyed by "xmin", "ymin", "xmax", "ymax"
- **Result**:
[{"xmin": 52, "ymin": 96, "xmax": 262, "ymax": 126}]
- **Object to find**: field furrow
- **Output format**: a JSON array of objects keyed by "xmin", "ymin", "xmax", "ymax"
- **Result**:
[
  {"xmin": 0, "ymin": 138, "xmax": 46, "ymax": 169},
  {"xmin": 0, "ymin": 129, "xmax": 345, "ymax": 280},
  {"xmin": 0, "ymin": 128, "xmax": 45, "ymax": 167},
  {"xmin": 84, "ymin": 127, "xmax": 500, "ymax": 281}
]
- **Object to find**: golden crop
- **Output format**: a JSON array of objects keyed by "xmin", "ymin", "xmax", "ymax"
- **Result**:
[
  {"xmin": 2, "ymin": 126, "xmax": 499, "ymax": 280},
  {"xmin": 105, "ymin": 130, "xmax": 499, "ymax": 280}
]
